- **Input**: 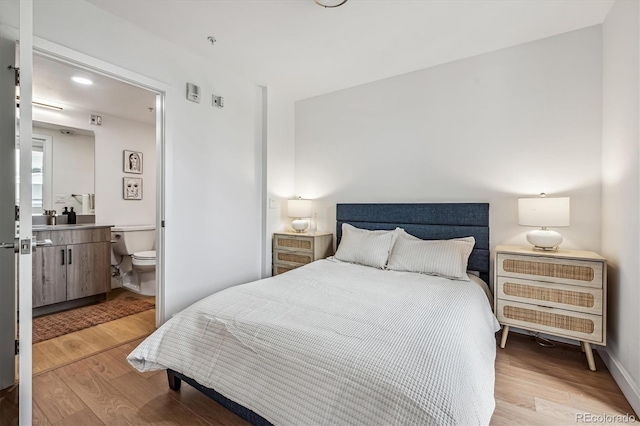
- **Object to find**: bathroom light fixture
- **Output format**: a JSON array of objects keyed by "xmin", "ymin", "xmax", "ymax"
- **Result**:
[
  {"xmin": 15, "ymin": 96, "xmax": 64, "ymax": 111},
  {"xmin": 33, "ymin": 101, "xmax": 63, "ymax": 111},
  {"xmin": 314, "ymin": 0, "xmax": 348, "ymax": 8},
  {"xmin": 72, "ymin": 76, "xmax": 93, "ymax": 85},
  {"xmin": 518, "ymin": 193, "xmax": 570, "ymax": 251},
  {"xmin": 287, "ymin": 197, "xmax": 312, "ymax": 233}
]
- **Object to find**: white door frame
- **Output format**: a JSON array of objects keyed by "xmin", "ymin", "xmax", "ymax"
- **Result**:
[
  {"xmin": 2, "ymin": 15, "xmax": 170, "ymax": 424},
  {"xmin": 1, "ymin": 9, "xmax": 170, "ymax": 424},
  {"xmin": 29, "ymin": 37, "xmax": 170, "ymax": 328},
  {"xmin": 17, "ymin": 3, "xmax": 34, "ymax": 425}
]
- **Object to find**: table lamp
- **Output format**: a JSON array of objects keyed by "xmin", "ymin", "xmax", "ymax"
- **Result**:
[
  {"xmin": 287, "ymin": 198, "xmax": 312, "ymax": 233},
  {"xmin": 518, "ymin": 193, "xmax": 570, "ymax": 250}
]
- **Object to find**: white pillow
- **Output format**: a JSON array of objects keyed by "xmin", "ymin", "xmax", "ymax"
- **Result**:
[
  {"xmin": 334, "ymin": 224, "xmax": 400, "ymax": 269},
  {"xmin": 387, "ymin": 232, "xmax": 475, "ymax": 281}
]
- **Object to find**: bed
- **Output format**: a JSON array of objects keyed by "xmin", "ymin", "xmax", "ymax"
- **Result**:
[{"xmin": 127, "ymin": 203, "xmax": 499, "ymax": 425}]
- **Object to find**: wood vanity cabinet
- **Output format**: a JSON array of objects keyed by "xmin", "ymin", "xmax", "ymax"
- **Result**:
[
  {"xmin": 33, "ymin": 227, "xmax": 111, "ymax": 308},
  {"xmin": 32, "ymin": 246, "xmax": 67, "ymax": 307}
]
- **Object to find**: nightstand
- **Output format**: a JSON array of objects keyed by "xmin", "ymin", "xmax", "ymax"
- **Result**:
[
  {"xmin": 272, "ymin": 232, "xmax": 334, "ymax": 275},
  {"xmin": 494, "ymin": 245, "xmax": 607, "ymax": 371}
]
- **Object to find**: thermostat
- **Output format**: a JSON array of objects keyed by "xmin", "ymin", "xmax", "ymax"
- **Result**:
[{"xmin": 186, "ymin": 83, "xmax": 201, "ymax": 103}]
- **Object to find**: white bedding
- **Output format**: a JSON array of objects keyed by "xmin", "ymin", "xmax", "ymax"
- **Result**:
[{"xmin": 128, "ymin": 259, "xmax": 500, "ymax": 426}]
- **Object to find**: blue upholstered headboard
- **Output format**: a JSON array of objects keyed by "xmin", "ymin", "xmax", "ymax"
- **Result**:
[{"xmin": 336, "ymin": 203, "xmax": 490, "ymax": 283}]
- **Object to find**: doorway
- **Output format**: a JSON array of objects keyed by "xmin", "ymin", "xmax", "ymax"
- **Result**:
[{"xmin": 27, "ymin": 51, "xmax": 165, "ymax": 371}]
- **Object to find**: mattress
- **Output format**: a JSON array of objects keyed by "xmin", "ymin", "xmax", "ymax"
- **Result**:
[{"xmin": 128, "ymin": 259, "xmax": 500, "ymax": 425}]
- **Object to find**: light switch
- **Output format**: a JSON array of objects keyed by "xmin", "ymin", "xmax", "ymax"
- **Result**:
[{"xmin": 269, "ymin": 198, "xmax": 277, "ymax": 209}]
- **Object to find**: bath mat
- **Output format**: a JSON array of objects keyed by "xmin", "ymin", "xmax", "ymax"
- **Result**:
[{"xmin": 33, "ymin": 297, "xmax": 155, "ymax": 344}]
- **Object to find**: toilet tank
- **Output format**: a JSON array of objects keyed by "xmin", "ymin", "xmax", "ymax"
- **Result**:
[{"xmin": 111, "ymin": 225, "xmax": 156, "ymax": 255}]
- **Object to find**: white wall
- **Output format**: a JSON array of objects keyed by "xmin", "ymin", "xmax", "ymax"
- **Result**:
[
  {"xmin": 0, "ymin": 0, "xmax": 266, "ymax": 318},
  {"xmin": 601, "ymin": 0, "xmax": 640, "ymax": 414},
  {"xmin": 296, "ymin": 27, "xmax": 603, "ymax": 258},
  {"xmin": 32, "ymin": 108, "xmax": 156, "ymax": 226},
  {"xmin": 33, "ymin": 126, "xmax": 95, "ymax": 213},
  {"xmin": 264, "ymin": 87, "xmax": 296, "ymax": 276}
]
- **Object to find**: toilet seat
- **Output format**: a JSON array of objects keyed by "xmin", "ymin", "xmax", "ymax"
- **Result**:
[{"xmin": 132, "ymin": 250, "xmax": 156, "ymax": 266}]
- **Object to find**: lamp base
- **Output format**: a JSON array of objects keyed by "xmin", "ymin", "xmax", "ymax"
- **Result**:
[
  {"xmin": 526, "ymin": 229, "xmax": 563, "ymax": 251},
  {"xmin": 291, "ymin": 219, "xmax": 309, "ymax": 233}
]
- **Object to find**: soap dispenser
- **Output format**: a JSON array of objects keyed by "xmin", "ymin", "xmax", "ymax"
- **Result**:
[
  {"xmin": 62, "ymin": 207, "xmax": 69, "ymax": 215},
  {"xmin": 68, "ymin": 207, "xmax": 77, "ymax": 224}
]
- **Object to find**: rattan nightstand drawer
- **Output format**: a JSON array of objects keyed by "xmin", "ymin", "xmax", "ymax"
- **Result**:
[
  {"xmin": 273, "ymin": 263, "xmax": 296, "ymax": 275},
  {"xmin": 496, "ymin": 299, "xmax": 603, "ymax": 343},
  {"xmin": 496, "ymin": 276, "xmax": 603, "ymax": 315},
  {"xmin": 274, "ymin": 235, "xmax": 314, "ymax": 252},
  {"xmin": 273, "ymin": 249, "xmax": 313, "ymax": 266},
  {"xmin": 497, "ymin": 253, "xmax": 603, "ymax": 288}
]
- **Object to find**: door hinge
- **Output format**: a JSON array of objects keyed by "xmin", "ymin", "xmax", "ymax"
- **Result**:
[
  {"xmin": 8, "ymin": 66, "xmax": 19, "ymax": 87},
  {"xmin": 14, "ymin": 340, "xmax": 18, "ymax": 355},
  {"xmin": 15, "ymin": 205, "xmax": 19, "ymax": 221},
  {"xmin": 161, "ymin": 220, "xmax": 165, "ymax": 228}
]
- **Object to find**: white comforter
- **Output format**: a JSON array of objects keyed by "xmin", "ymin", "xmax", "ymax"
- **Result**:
[{"xmin": 128, "ymin": 259, "xmax": 500, "ymax": 426}]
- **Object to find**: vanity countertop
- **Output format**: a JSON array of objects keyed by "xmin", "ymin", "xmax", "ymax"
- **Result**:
[{"xmin": 32, "ymin": 224, "xmax": 115, "ymax": 232}]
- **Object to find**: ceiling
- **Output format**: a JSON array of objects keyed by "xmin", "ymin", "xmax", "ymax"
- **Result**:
[
  {"xmin": 33, "ymin": 54, "xmax": 156, "ymax": 125},
  {"xmin": 86, "ymin": 0, "xmax": 614, "ymax": 101}
]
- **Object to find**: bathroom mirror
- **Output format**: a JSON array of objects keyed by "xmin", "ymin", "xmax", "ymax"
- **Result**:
[{"xmin": 28, "ymin": 121, "xmax": 95, "ymax": 215}]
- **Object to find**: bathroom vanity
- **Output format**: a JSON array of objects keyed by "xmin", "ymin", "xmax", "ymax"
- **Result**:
[{"xmin": 32, "ymin": 224, "xmax": 112, "ymax": 315}]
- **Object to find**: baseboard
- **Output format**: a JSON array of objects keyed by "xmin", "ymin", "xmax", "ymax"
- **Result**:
[{"xmin": 597, "ymin": 347, "xmax": 640, "ymax": 417}]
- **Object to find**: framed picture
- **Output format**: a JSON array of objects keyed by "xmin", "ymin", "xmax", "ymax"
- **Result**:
[
  {"xmin": 123, "ymin": 177, "xmax": 143, "ymax": 200},
  {"xmin": 123, "ymin": 150, "xmax": 143, "ymax": 174}
]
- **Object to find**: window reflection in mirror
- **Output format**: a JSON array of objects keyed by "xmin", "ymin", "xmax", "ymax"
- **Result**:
[
  {"xmin": 15, "ymin": 137, "xmax": 46, "ymax": 211},
  {"xmin": 17, "ymin": 123, "xmax": 95, "ymax": 215}
]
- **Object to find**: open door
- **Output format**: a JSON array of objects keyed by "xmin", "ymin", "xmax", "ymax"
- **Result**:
[
  {"xmin": 0, "ymin": 36, "xmax": 17, "ymax": 394},
  {"xmin": 0, "ymin": 1, "xmax": 33, "ymax": 424}
]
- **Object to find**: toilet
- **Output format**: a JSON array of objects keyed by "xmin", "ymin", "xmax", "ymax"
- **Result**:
[{"xmin": 111, "ymin": 225, "xmax": 156, "ymax": 296}]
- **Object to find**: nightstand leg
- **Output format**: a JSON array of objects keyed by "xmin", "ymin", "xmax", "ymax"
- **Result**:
[
  {"xmin": 500, "ymin": 326, "xmax": 509, "ymax": 349},
  {"xmin": 583, "ymin": 342, "xmax": 596, "ymax": 371},
  {"xmin": 580, "ymin": 341, "xmax": 585, "ymax": 352}
]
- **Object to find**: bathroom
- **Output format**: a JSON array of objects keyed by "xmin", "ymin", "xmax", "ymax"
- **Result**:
[{"xmin": 29, "ymin": 54, "xmax": 159, "ymax": 350}]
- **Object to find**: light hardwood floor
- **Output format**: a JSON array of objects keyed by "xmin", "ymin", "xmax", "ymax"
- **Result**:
[
  {"xmin": 32, "ymin": 309, "xmax": 156, "ymax": 375},
  {"xmin": 2, "ymin": 325, "xmax": 637, "ymax": 425},
  {"xmin": 492, "ymin": 332, "xmax": 637, "ymax": 425},
  {"xmin": 32, "ymin": 287, "xmax": 156, "ymax": 375}
]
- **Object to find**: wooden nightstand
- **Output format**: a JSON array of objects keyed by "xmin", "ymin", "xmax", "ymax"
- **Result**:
[
  {"xmin": 494, "ymin": 245, "xmax": 607, "ymax": 371},
  {"xmin": 272, "ymin": 232, "xmax": 334, "ymax": 275}
]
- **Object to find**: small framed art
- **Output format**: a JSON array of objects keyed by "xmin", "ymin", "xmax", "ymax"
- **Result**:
[
  {"xmin": 123, "ymin": 177, "xmax": 143, "ymax": 200},
  {"xmin": 124, "ymin": 150, "xmax": 143, "ymax": 174}
]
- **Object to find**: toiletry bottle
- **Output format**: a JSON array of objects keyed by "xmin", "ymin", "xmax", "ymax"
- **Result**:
[
  {"xmin": 46, "ymin": 210, "xmax": 57, "ymax": 226},
  {"xmin": 68, "ymin": 207, "xmax": 77, "ymax": 224},
  {"xmin": 62, "ymin": 207, "xmax": 69, "ymax": 215}
]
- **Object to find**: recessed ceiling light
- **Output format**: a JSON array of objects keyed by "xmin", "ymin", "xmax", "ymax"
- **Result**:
[{"xmin": 72, "ymin": 76, "xmax": 93, "ymax": 85}]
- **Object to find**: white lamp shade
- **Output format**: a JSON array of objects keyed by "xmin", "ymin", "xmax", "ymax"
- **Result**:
[
  {"xmin": 518, "ymin": 197, "xmax": 570, "ymax": 227},
  {"xmin": 287, "ymin": 199, "xmax": 312, "ymax": 218}
]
